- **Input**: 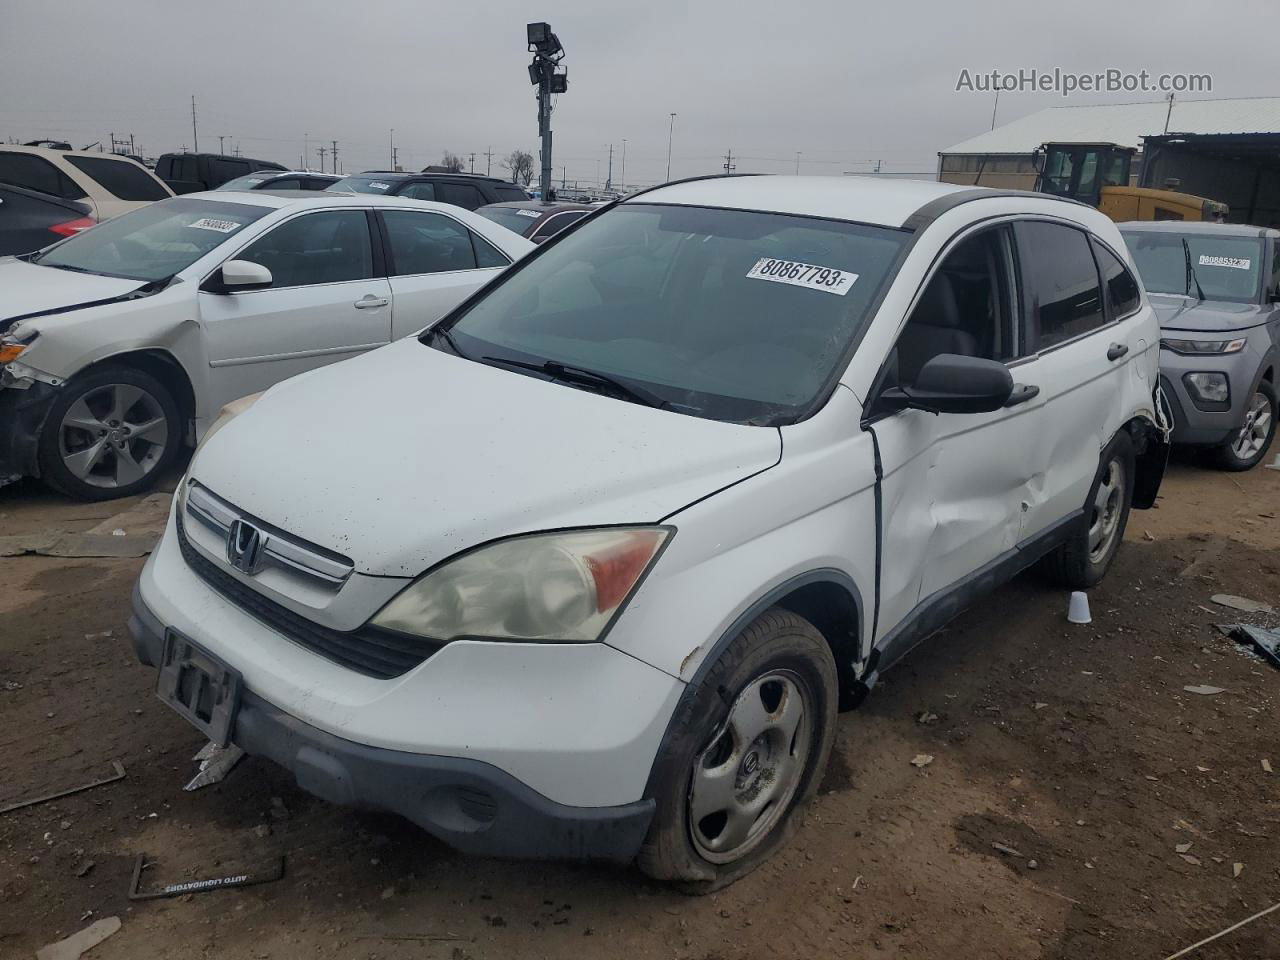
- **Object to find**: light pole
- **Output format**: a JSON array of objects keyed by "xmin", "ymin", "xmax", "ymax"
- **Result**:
[
  {"xmin": 527, "ymin": 22, "xmax": 568, "ymax": 201},
  {"xmin": 620, "ymin": 138, "xmax": 627, "ymax": 193},
  {"xmin": 666, "ymin": 113, "xmax": 677, "ymax": 181},
  {"xmin": 794, "ymin": 151, "xmax": 801, "ymax": 175}
]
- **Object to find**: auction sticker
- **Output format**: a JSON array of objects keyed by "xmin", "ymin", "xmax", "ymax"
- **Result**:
[
  {"xmin": 188, "ymin": 218, "xmax": 241, "ymax": 233},
  {"xmin": 515, "ymin": 209, "xmax": 541, "ymax": 218},
  {"xmin": 367, "ymin": 181, "xmax": 391, "ymax": 191},
  {"xmin": 1199, "ymin": 255, "xmax": 1251, "ymax": 270},
  {"xmin": 746, "ymin": 258, "xmax": 857, "ymax": 295}
]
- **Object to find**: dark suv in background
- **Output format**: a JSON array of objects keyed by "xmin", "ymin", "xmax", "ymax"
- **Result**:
[
  {"xmin": 326, "ymin": 171, "xmax": 528, "ymax": 210},
  {"xmin": 156, "ymin": 152, "xmax": 287, "ymax": 193}
]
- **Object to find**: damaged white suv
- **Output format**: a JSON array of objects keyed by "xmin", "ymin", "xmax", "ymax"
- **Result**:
[
  {"xmin": 131, "ymin": 176, "xmax": 1168, "ymax": 890},
  {"xmin": 0, "ymin": 192, "xmax": 532, "ymax": 498}
]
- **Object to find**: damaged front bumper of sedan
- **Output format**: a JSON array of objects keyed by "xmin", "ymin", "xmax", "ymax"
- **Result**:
[{"xmin": 0, "ymin": 362, "xmax": 61, "ymax": 483}]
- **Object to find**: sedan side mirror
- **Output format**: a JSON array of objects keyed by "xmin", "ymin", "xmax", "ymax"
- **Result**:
[
  {"xmin": 212, "ymin": 259, "xmax": 273, "ymax": 293},
  {"xmin": 880, "ymin": 354, "xmax": 1015, "ymax": 415}
]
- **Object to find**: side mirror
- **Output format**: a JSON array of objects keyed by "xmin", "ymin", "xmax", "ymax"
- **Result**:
[
  {"xmin": 214, "ymin": 259, "xmax": 272, "ymax": 292},
  {"xmin": 880, "ymin": 354, "xmax": 1015, "ymax": 415}
]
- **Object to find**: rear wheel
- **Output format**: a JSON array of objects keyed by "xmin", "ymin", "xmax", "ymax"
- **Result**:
[
  {"xmin": 1042, "ymin": 430, "xmax": 1134, "ymax": 589},
  {"xmin": 1213, "ymin": 380, "xmax": 1276, "ymax": 472},
  {"xmin": 637, "ymin": 609, "xmax": 837, "ymax": 893},
  {"xmin": 37, "ymin": 365, "xmax": 181, "ymax": 501}
]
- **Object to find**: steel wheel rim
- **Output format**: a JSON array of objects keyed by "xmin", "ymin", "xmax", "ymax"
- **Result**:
[
  {"xmin": 688, "ymin": 670, "xmax": 812, "ymax": 864},
  {"xmin": 57, "ymin": 383, "xmax": 169, "ymax": 489},
  {"xmin": 1231, "ymin": 391, "xmax": 1272, "ymax": 461},
  {"xmin": 1088, "ymin": 458, "xmax": 1125, "ymax": 563}
]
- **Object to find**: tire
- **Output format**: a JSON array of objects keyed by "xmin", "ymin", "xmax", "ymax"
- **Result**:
[
  {"xmin": 1042, "ymin": 430, "xmax": 1135, "ymax": 590},
  {"xmin": 637, "ymin": 609, "xmax": 838, "ymax": 893},
  {"xmin": 1213, "ymin": 380, "xmax": 1276, "ymax": 472},
  {"xmin": 37, "ymin": 364, "xmax": 182, "ymax": 501}
]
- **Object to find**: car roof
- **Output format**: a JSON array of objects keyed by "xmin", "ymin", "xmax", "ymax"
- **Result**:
[
  {"xmin": 626, "ymin": 175, "xmax": 1028, "ymax": 229},
  {"xmin": 0, "ymin": 144, "xmax": 144, "ymax": 162},
  {"xmin": 186, "ymin": 190, "xmax": 489, "ymax": 213},
  {"xmin": 350, "ymin": 171, "xmax": 518, "ymax": 184},
  {"xmin": 1116, "ymin": 220, "xmax": 1279, "ymax": 239},
  {"xmin": 481, "ymin": 200, "xmax": 592, "ymax": 213}
]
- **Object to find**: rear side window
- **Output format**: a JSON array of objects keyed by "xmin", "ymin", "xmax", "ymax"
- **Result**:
[
  {"xmin": 66, "ymin": 156, "xmax": 168, "ymax": 201},
  {"xmin": 436, "ymin": 182, "xmax": 484, "ymax": 210},
  {"xmin": 1015, "ymin": 221, "xmax": 1105, "ymax": 351},
  {"xmin": 209, "ymin": 158, "xmax": 252, "ymax": 184},
  {"xmin": 236, "ymin": 210, "xmax": 373, "ymax": 288},
  {"xmin": 1091, "ymin": 238, "xmax": 1141, "ymax": 319},
  {"xmin": 169, "ymin": 156, "xmax": 198, "ymax": 183},
  {"xmin": 0, "ymin": 152, "xmax": 87, "ymax": 199},
  {"xmin": 398, "ymin": 182, "xmax": 436, "ymax": 201},
  {"xmin": 472, "ymin": 232, "xmax": 510, "ymax": 268},
  {"xmin": 383, "ymin": 210, "xmax": 477, "ymax": 274}
]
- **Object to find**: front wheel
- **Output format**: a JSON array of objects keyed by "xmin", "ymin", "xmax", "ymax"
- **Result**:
[
  {"xmin": 37, "ymin": 365, "xmax": 182, "ymax": 501},
  {"xmin": 1213, "ymin": 380, "xmax": 1276, "ymax": 472},
  {"xmin": 638, "ymin": 609, "xmax": 837, "ymax": 892},
  {"xmin": 1042, "ymin": 430, "xmax": 1135, "ymax": 589}
]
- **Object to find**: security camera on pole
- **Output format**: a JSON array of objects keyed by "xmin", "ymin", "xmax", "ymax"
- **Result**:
[{"xmin": 527, "ymin": 21, "xmax": 567, "ymax": 200}]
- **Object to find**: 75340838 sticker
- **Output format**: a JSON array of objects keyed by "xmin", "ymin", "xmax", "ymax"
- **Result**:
[
  {"xmin": 515, "ymin": 209, "xmax": 541, "ymax": 219},
  {"xmin": 188, "ymin": 218, "xmax": 241, "ymax": 234},
  {"xmin": 746, "ymin": 258, "xmax": 857, "ymax": 295}
]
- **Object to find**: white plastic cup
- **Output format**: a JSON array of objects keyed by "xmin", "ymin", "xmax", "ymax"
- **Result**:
[{"xmin": 1067, "ymin": 591, "xmax": 1092, "ymax": 625}]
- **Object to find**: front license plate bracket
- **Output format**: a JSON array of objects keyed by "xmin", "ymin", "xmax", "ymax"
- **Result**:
[{"xmin": 156, "ymin": 631, "xmax": 242, "ymax": 747}]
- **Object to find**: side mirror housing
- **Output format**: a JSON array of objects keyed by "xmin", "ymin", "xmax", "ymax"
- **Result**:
[
  {"xmin": 209, "ymin": 259, "xmax": 272, "ymax": 293},
  {"xmin": 880, "ymin": 354, "xmax": 1014, "ymax": 415}
]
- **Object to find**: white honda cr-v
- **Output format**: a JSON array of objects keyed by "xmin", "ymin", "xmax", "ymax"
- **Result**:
[{"xmin": 131, "ymin": 175, "xmax": 1169, "ymax": 890}]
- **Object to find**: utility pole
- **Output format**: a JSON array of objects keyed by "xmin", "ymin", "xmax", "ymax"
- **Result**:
[
  {"xmin": 468, "ymin": 152, "xmax": 476, "ymax": 173},
  {"xmin": 605, "ymin": 143, "xmax": 613, "ymax": 191},
  {"xmin": 666, "ymin": 113, "xmax": 677, "ymax": 181},
  {"xmin": 331, "ymin": 140, "xmax": 339, "ymax": 174},
  {"xmin": 390, "ymin": 129, "xmax": 395, "ymax": 169},
  {"xmin": 317, "ymin": 145, "xmax": 328, "ymax": 172},
  {"xmin": 304, "ymin": 133, "xmax": 309, "ymax": 170},
  {"xmin": 991, "ymin": 84, "xmax": 1001, "ymax": 130},
  {"xmin": 527, "ymin": 22, "xmax": 567, "ymax": 201},
  {"xmin": 562, "ymin": 166, "xmax": 566, "ymax": 188},
  {"xmin": 794, "ymin": 151, "xmax": 801, "ymax": 175},
  {"xmin": 485, "ymin": 146, "xmax": 493, "ymax": 176},
  {"xmin": 218, "ymin": 135, "xmax": 227, "ymax": 154},
  {"xmin": 620, "ymin": 139, "xmax": 627, "ymax": 193},
  {"xmin": 723, "ymin": 149, "xmax": 735, "ymax": 175},
  {"xmin": 191, "ymin": 95, "xmax": 199, "ymax": 153},
  {"xmin": 1164, "ymin": 92, "xmax": 1176, "ymax": 134}
]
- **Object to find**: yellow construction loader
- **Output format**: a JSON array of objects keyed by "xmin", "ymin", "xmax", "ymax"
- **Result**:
[{"xmin": 1035, "ymin": 142, "xmax": 1228, "ymax": 222}]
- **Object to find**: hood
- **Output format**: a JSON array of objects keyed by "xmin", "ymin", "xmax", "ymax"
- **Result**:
[
  {"xmin": 1148, "ymin": 293, "xmax": 1270, "ymax": 334},
  {"xmin": 0, "ymin": 258, "xmax": 148, "ymax": 334},
  {"xmin": 193, "ymin": 339, "xmax": 782, "ymax": 576}
]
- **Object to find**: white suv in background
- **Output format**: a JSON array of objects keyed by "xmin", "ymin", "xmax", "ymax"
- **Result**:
[
  {"xmin": 0, "ymin": 145, "xmax": 172, "ymax": 221},
  {"xmin": 130, "ymin": 176, "xmax": 1169, "ymax": 891}
]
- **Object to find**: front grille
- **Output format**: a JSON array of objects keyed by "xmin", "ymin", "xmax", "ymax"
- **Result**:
[{"xmin": 177, "ymin": 518, "xmax": 438, "ymax": 679}]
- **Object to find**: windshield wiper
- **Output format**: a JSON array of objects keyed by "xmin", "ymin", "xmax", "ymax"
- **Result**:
[
  {"xmin": 482, "ymin": 355, "xmax": 669, "ymax": 410},
  {"xmin": 1182, "ymin": 237, "xmax": 1206, "ymax": 301}
]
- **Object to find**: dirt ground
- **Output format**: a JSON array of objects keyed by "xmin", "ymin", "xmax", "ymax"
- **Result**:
[{"xmin": 1, "ymin": 452, "xmax": 1278, "ymax": 960}]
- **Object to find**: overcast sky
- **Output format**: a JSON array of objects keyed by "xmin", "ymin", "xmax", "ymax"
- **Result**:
[{"xmin": 2, "ymin": 0, "xmax": 1274, "ymax": 188}]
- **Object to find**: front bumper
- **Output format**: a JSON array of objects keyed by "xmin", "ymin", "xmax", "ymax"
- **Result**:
[
  {"xmin": 0, "ymin": 380, "xmax": 58, "ymax": 479},
  {"xmin": 1158, "ymin": 346, "xmax": 1260, "ymax": 446},
  {"xmin": 130, "ymin": 582, "xmax": 656, "ymax": 862}
]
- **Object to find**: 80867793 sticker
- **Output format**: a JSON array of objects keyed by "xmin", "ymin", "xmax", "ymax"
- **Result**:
[{"xmin": 746, "ymin": 257, "xmax": 857, "ymax": 295}]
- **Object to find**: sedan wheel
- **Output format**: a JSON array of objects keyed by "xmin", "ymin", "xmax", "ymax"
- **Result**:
[{"xmin": 58, "ymin": 383, "xmax": 169, "ymax": 489}]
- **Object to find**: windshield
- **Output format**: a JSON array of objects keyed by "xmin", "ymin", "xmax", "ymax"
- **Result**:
[
  {"xmin": 327, "ymin": 176, "xmax": 397, "ymax": 194},
  {"xmin": 429, "ymin": 203, "xmax": 908, "ymax": 425},
  {"xmin": 476, "ymin": 207, "xmax": 541, "ymax": 235},
  {"xmin": 216, "ymin": 174, "xmax": 271, "ymax": 191},
  {"xmin": 31, "ymin": 197, "xmax": 269, "ymax": 282},
  {"xmin": 1121, "ymin": 231, "xmax": 1264, "ymax": 304}
]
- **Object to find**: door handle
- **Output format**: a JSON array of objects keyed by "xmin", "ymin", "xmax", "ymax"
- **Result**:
[
  {"xmin": 1004, "ymin": 383, "xmax": 1040, "ymax": 408},
  {"xmin": 1106, "ymin": 342, "xmax": 1129, "ymax": 361},
  {"xmin": 354, "ymin": 296, "xmax": 388, "ymax": 309}
]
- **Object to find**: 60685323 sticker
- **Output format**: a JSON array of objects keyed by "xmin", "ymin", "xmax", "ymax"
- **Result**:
[
  {"xmin": 188, "ymin": 218, "xmax": 241, "ymax": 233},
  {"xmin": 746, "ymin": 258, "xmax": 857, "ymax": 295}
]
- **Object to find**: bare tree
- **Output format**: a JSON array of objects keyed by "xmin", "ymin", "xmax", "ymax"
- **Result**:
[
  {"xmin": 503, "ymin": 149, "xmax": 535, "ymax": 187},
  {"xmin": 440, "ymin": 151, "xmax": 465, "ymax": 173}
]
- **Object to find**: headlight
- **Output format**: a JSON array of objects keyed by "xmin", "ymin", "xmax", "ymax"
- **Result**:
[
  {"xmin": 1161, "ymin": 338, "xmax": 1246, "ymax": 355},
  {"xmin": 1184, "ymin": 371, "xmax": 1229, "ymax": 404},
  {"xmin": 372, "ymin": 527, "xmax": 672, "ymax": 643},
  {"xmin": 193, "ymin": 392, "xmax": 264, "ymax": 458}
]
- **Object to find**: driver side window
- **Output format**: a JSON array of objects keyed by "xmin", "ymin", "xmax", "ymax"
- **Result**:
[{"xmin": 889, "ymin": 226, "xmax": 1017, "ymax": 390}]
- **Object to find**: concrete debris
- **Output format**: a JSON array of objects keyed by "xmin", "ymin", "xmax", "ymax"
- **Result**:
[
  {"xmin": 1183, "ymin": 685, "xmax": 1225, "ymax": 696},
  {"xmin": 910, "ymin": 754, "xmax": 934, "ymax": 768},
  {"xmin": 35, "ymin": 916, "xmax": 120, "ymax": 960},
  {"xmin": 1175, "ymin": 842, "xmax": 1193, "ymax": 854},
  {"xmin": 1210, "ymin": 594, "xmax": 1274, "ymax": 615},
  {"xmin": 1233, "ymin": 862, "xmax": 1245, "ymax": 878},
  {"xmin": 1263, "ymin": 759, "xmax": 1273, "ymax": 774},
  {"xmin": 0, "ymin": 493, "xmax": 170, "ymax": 558},
  {"xmin": 991, "ymin": 842, "xmax": 1023, "ymax": 858},
  {"xmin": 1179, "ymin": 853, "xmax": 1202, "ymax": 866}
]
